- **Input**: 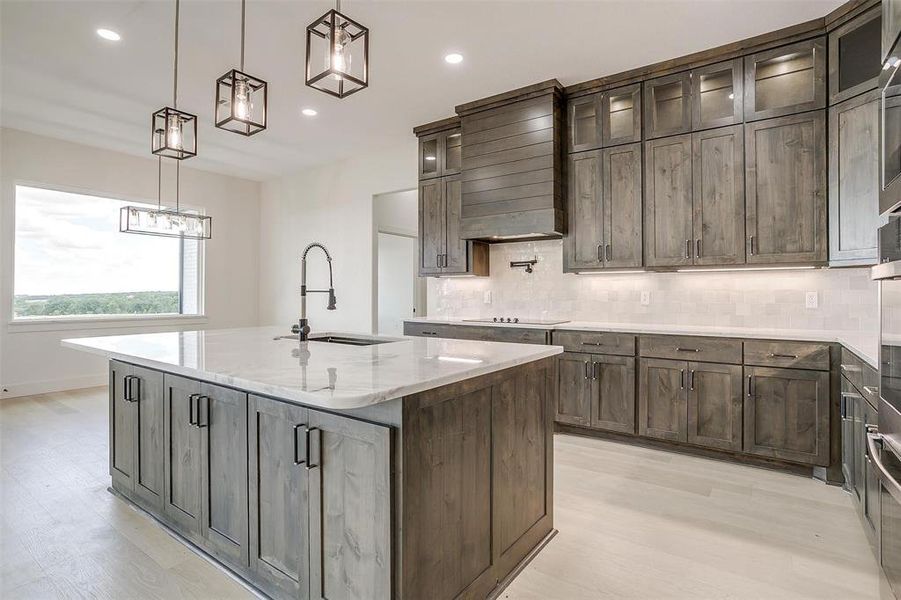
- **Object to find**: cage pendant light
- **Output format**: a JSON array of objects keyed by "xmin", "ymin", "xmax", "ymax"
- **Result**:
[
  {"xmin": 305, "ymin": 0, "xmax": 369, "ymax": 98},
  {"xmin": 152, "ymin": 0, "xmax": 197, "ymax": 159},
  {"xmin": 121, "ymin": 158, "xmax": 212, "ymax": 239},
  {"xmin": 216, "ymin": 0, "xmax": 268, "ymax": 135}
]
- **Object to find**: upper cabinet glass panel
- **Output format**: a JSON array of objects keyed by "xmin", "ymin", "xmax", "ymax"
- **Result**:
[
  {"xmin": 644, "ymin": 72, "xmax": 691, "ymax": 139},
  {"xmin": 419, "ymin": 135, "xmax": 439, "ymax": 179},
  {"xmin": 744, "ymin": 37, "xmax": 826, "ymax": 121},
  {"xmin": 443, "ymin": 131, "xmax": 462, "ymax": 175},
  {"xmin": 602, "ymin": 83, "xmax": 642, "ymax": 146},
  {"xmin": 829, "ymin": 8, "xmax": 881, "ymax": 105},
  {"xmin": 568, "ymin": 94, "xmax": 601, "ymax": 152},
  {"xmin": 692, "ymin": 59, "xmax": 742, "ymax": 130}
]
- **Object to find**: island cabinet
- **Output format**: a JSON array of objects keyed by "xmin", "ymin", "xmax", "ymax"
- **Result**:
[
  {"xmin": 564, "ymin": 143, "xmax": 642, "ymax": 272},
  {"xmin": 161, "ymin": 374, "xmax": 249, "ymax": 569},
  {"xmin": 829, "ymin": 90, "xmax": 883, "ymax": 264},
  {"xmin": 109, "ymin": 360, "xmax": 165, "ymax": 511},
  {"xmin": 644, "ymin": 125, "xmax": 745, "ymax": 268},
  {"xmin": 247, "ymin": 395, "xmax": 391, "ymax": 600},
  {"xmin": 745, "ymin": 111, "xmax": 827, "ymax": 264}
]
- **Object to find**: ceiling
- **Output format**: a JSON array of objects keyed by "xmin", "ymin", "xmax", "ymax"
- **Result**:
[{"xmin": 1, "ymin": 0, "xmax": 844, "ymax": 182}]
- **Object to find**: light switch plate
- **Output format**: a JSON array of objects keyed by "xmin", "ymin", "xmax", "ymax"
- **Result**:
[
  {"xmin": 640, "ymin": 291, "xmax": 650, "ymax": 306},
  {"xmin": 483, "ymin": 291, "xmax": 492, "ymax": 305},
  {"xmin": 805, "ymin": 291, "xmax": 818, "ymax": 309}
]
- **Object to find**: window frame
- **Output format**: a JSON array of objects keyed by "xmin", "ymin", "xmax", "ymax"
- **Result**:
[{"xmin": 7, "ymin": 180, "xmax": 207, "ymax": 328}]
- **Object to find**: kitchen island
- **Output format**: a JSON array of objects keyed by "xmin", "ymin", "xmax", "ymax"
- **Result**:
[{"xmin": 62, "ymin": 326, "xmax": 562, "ymax": 600}]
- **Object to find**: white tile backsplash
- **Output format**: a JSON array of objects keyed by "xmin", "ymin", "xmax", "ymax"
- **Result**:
[{"xmin": 427, "ymin": 240, "xmax": 877, "ymax": 335}]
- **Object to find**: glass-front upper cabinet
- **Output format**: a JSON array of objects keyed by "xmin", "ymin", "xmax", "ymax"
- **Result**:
[
  {"xmin": 418, "ymin": 128, "xmax": 461, "ymax": 180},
  {"xmin": 829, "ymin": 7, "xmax": 882, "ymax": 105},
  {"xmin": 418, "ymin": 133, "xmax": 440, "ymax": 179},
  {"xmin": 744, "ymin": 37, "xmax": 826, "ymax": 121},
  {"xmin": 644, "ymin": 71, "xmax": 692, "ymax": 139},
  {"xmin": 443, "ymin": 131, "xmax": 462, "ymax": 175},
  {"xmin": 602, "ymin": 83, "xmax": 642, "ymax": 146},
  {"xmin": 691, "ymin": 59, "xmax": 743, "ymax": 130},
  {"xmin": 568, "ymin": 93, "xmax": 602, "ymax": 152}
]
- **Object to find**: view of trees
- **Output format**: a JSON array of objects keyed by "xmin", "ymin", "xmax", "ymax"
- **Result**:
[{"xmin": 14, "ymin": 291, "xmax": 180, "ymax": 318}]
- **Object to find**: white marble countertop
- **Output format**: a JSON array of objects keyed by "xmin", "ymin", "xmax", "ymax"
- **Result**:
[
  {"xmin": 405, "ymin": 317, "xmax": 879, "ymax": 368},
  {"xmin": 61, "ymin": 326, "xmax": 563, "ymax": 410}
]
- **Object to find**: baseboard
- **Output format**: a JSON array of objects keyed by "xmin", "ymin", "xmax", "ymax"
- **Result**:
[{"xmin": 0, "ymin": 374, "xmax": 107, "ymax": 399}]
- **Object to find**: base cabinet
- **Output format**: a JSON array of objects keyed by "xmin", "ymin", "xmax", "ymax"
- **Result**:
[
  {"xmin": 639, "ymin": 358, "xmax": 688, "ymax": 442},
  {"xmin": 556, "ymin": 352, "xmax": 593, "ymax": 426},
  {"xmin": 556, "ymin": 352, "xmax": 635, "ymax": 433}
]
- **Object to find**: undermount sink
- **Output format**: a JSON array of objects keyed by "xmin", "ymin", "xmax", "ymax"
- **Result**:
[{"xmin": 274, "ymin": 334, "xmax": 394, "ymax": 346}]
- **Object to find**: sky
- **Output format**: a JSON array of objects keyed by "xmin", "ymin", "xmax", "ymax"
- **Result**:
[{"xmin": 14, "ymin": 185, "xmax": 181, "ymax": 296}]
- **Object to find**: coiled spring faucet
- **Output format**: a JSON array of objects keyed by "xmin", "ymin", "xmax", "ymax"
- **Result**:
[{"xmin": 293, "ymin": 242, "xmax": 336, "ymax": 341}]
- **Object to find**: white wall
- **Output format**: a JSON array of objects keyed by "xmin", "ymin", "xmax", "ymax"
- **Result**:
[
  {"xmin": 258, "ymin": 139, "xmax": 417, "ymax": 334},
  {"xmin": 0, "ymin": 128, "xmax": 261, "ymax": 398}
]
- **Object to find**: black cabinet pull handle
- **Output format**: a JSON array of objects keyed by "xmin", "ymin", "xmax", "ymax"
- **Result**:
[
  {"xmin": 293, "ymin": 424, "xmax": 308, "ymax": 465},
  {"xmin": 680, "ymin": 369, "xmax": 685, "ymax": 390},
  {"xmin": 197, "ymin": 396, "xmax": 210, "ymax": 428},
  {"xmin": 130, "ymin": 376, "xmax": 141, "ymax": 403},
  {"xmin": 124, "ymin": 376, "xmax": 133, "ymax": 402},
  {"xmin": 696, "ymin": 239, "xmax": 701, "ymax": 258},
  {"xmin": 768, "ymin": 353, "xmax": 798, "ymax": 359},
  {"xmin": 597, "ymin": 244, "xmax": 603, "ymax": 263},
  {"xmin": 749, "ymin": 235, "xmax": 755, "ymax": 256},
  {"xmin": 685, "ymin": 239, "xmax": 691, "ymax": 259},
  {"xmin": 689, "ymin": 369, "xmax": 695, "ymax": 391},
  {"xmin": 746, "ymin": 375, "xmax": 753, "ymax": 398},
  {"xmin": 605, "ymin": 244, "xmax": 612, "ymax": 261},
  {"xmin": 593, "ymin": 362, "xmax": 600, "ymax": 381},
  {"xmin": 584, "ymin": 361, "xmax": 591, "ymax": 380},
  {"xmin": 188, "ymin": 393, "xmax": 199, "ymax": 425},
  {"xmin": 676, "ymin": 347, "xmax": 700, "ymax": 353},
  {"xmin": 306, "ymin": 427, "xmax": 321, "ymax": 470}
]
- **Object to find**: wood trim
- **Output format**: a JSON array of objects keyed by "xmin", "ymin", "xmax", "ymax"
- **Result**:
[
  {"xmin": 412, "ymin": 115, "xmax": 460, "ymax": 137},
  {"xmin": 824, "ymin": 0, "xmax": 879, "ymax": 30},
  {"xmin": 456, "ymin": 79, "xmax": 564, "ymax": 117}
]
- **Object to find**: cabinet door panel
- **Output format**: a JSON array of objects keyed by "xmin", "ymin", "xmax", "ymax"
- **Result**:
[
  {"xmin": 829, "ymin": 7, "xmax": 881, "ymax": 105},
  {"xmin": 109, "ymin": 361, "xmax": 135, "ymax": 492},
  {"xmin": 644, "ymin": 135, "xmax": 694, "ymax": 267},
  {"xmin": 201, "ymin": 382, "xmax": 249, "ymax": 568},
  {"xmin": 639, "ymin": 358, "xmax": 688, "ymax": 442},
  {"xmin": 568, "ymin": 93, "xmax": 602, "ymax": 152},
  {"xmin": 602, "ymin": 83, "xmax": 642, "ymax": 146},
  {"xmin": 443, "ymin": 131, "xmax": 462, "ymax": 176},
  {"xmin": 692, "ymin": 125, "xmax": 745, "ymax": 266},
  {"xmin": 645, "ymin": 72, "xmax": 692, "ymax": 138},
  {"xmin": 308, "ymin": 409, "xmax": 391, "ymax": 600},
  {"xmin": 829, "ymin": 92, "xmax": 882, "ymax": 263},
  {"xmin": 163, "ymin": 374, "xmax": 203, "ymax": 536},
  {"xmin": 692, "ymin": 59, "xmax": 743, "ymax": 130},
  {"xmin": 443, "ymin": 175, "xmax": 468, "ymax": 274},
  {"xmin": 603, "ymin": 144, "xmax": 642, "ymax": 268},
  {"xmin": 556, "ymin": 352, "xmax": 592, "ymax": 426},
  {"xmin": 687, "ymin": 362, "xmax": 743, "ymax": 451},
  {"xmin": 565, "ymin": 150, "xmax": 603, "ymax": 271},
  {"xmin": 591, "ymin": 355, "xmax": 636, "ymax": 434},
  {"xmin": 133, "ymin": 365, "xmax": 165, "ymax": 510},
  {"xmin": 419, "ymin": 134, "xmax": 440, "ymax": 180},
  {"xmin": 745, "ymin": 112, "xmax": 827, "ymax": 264},
  {"xmin": 248, "ymin": 395, "xmax": 311, "ymax": 600},
  {"xmin": 419, "ymin": 178, "xmax": 444, "ymax": 275},
  {"xmin": 744, "ymin": 366, "xmax": 830, "ymax": 466},
  {"xmin": 841, "ymin": 382, "xmax": 857, "ymax": 490},
  {"xmin": 744, "ymin": 38, "xmax": 826, "ymax": 121}
]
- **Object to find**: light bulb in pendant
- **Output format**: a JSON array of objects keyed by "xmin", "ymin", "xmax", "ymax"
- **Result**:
[
  {"xmin": 329, "ymin": 26, "xmax": 351, "ymax": 80},
  {"xmin": 234, "ymin": 78, "xmax": 252, "ymax": 120},
  {"xmin": 167, "ymin": 115, "xmax": 183, "ymax": 149}
]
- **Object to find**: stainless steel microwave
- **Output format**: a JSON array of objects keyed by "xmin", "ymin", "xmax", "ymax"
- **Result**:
[{"xmin": 882, "ymin": 33, "xmax": 901, "ymax": 215}]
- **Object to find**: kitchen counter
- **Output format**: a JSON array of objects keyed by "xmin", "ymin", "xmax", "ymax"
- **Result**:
[
  {"xmin": 62, "ymin": 325, "xmax": 562, "ymax": 410},
  {"xmin": 406, "ymin": 317, "xmax": 879, "ymax": 368}
]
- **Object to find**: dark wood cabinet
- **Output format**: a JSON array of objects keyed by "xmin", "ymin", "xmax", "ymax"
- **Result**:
[
  {"xmin": 691, "ymin": 59, "xmax": 743, "ymax": 130},
  {"xmin": 565, "ymin": 144, "xmax": 642, "ymax": 271},
  {"xmin": 638, "ymin": 358, "xmax": 688, "ymax": 442},
  {"xmin": 644, "ymin": 134, "xmax": 694, "ymax": 267},
  {"xmin": 692, "ymin": 125, "xmax": 746, "ymax": 265},
  {"xmin": 687, "ymin": 362, "xmax": 743, "ymax": 451},
  {"xmin": 744, "ymin": 37, "xmax": 826, "ymax": 121},
  {"xmin": 884, "ymin": 0, "xmax": 901, "ymax": 63},
  {"xmin": 745, "ymin": 111, "xmax": 827, "ymax": 264},
  {"xmin": 109, "ymin": 361, "xmax": 165, "ymax": 512},
  {"xmin": 829, "ymin": 7, "xmax": 882, "ymax": 105},
  {"xmin": 645, "ymin": 71, "xmax": 692, "ymax": 139},
  {"xmin": 418, "ymin": 174, "xmax": 488, "ymax": 277},
  {"xmin": 418, "ymin": 133, "xmax": 440, "ymax": 180},
  {"xmin": 603, "ymin": 83, "xmax": 642, "ymax": 146},
  {"xmin": 568, "ymin": 93, "xmax": 602, "ymax": 153},
  {"xmin": 829, "ymin": 90, "xmax": 882, "ymax": 264},
  {"xmin": 591, "ymin": 355, "xmax": 636, "ymax": 434},
  {"xmin": 418, "ymin": 128, "xmax": 461, "ymax": 179},
  {"xmin": 556, "ymin": 352, "xmax": 593, "ymax": 426},
  {"xmin": 744, "ymin": 366, "xmax": 830, "ymax": 466},
  {"xmin": 162, "ymin": 374, "xmax": 204, "ymax": 538}
]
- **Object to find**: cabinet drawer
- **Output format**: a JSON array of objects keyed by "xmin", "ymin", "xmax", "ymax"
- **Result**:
[
  {"xmin": 841, "ymin": 346, "xmax": 866, "ymax": 390},
  {"xmin": 553, "ymin": 330, "xmax": 635, "ymax": 355},
  {"xmin": 403, "ymin": 322, "xmax": 549, "ymax": 345},
  {"xmin": 404, "ymin": 322, "xmax": 457, "ymax": 338},
  {"xmin": 745, "ymin": 340, "xmax": 830, "ymax": 370},
  {"xmin": 639, "ymin": 335, "xmax": 742, "ymax": 364}
]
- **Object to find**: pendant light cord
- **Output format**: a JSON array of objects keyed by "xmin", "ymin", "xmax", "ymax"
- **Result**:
[
  {"xmin": 240, "ymin": 0, "xmax": 246, "ymax": 71},
  {"xmin": 157, "ymin": 157, "xmax": 162, "ymax": 210},
  {"xmin": 173, "ymin": 0, "xmax": 179, "ymax": 108},
  {"xmin": 336, "ymin": 0, "xmax": 341, "ymax": 11},
  {"xmin": 176, "ymin": 161, "xmax": 180, "ymax": 213}
]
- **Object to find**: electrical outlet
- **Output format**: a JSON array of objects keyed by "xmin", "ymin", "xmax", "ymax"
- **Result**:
[
  {"xmin": 640, "ymin": 291, "xmax": 650, "ymax": 306},
  {"xmin": 483, "ymin": 290, "xmax": 492, "ymax": 305},
  {"xmin": 805, "ymin": 291, "xmax": 818, "ymax": 309}
]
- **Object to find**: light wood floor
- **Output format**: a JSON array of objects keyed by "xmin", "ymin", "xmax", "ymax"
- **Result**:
[{"xmin": 0, "ymin": 387, "xmax": 892, "ymax": 599}]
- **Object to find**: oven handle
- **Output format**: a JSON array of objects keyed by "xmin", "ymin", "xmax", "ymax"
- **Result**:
[{"xmin": 867, "ymin": 432, "xmax": 901, "ymax": 501}]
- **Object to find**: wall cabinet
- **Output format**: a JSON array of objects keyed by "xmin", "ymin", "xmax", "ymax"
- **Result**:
[
  {"xmin": 567, "ymin": 83, "xmax": 642, "ymax": 153},
  {"xmin": 418, "ymin": 174, "xmax": 488, "ymax": 277},
  {"xmin": 743, "ymin": 366, "xmax": 830, "ymax": 466},
  {"xmin": 745, "ymin": 111, "xmax": 827, "ymax": 264},
  {"xmin": 744, "ymin": 37, "xmax": 826, "ymax": 121},
  {"xmin": 564, "ymin": 143, "xmax": 642, "ymax": 272},
  {"xmin": 109, "ymin": 361, "xmax": 165, "ymax": 512},
  {"xmin": 645, "ymin": 126, "xmax": 744, "ymax": 267},
  {"xmin": 645, "ymin": 71, "xmax": 692, "ymax": 139},
  {"xmin": 418, "ymin": 129, "xmax": 461, "ymax": 179},
  {"xmin": 829, "ymin": 90, "xmax": 883, "ymax": 264},
  {"xmin": 829, "ymin": 7, "xmax": 882, "ymax": 105},
  {"xmin": 568, "ymin": 94, "xmax": 602, "ymax": 153},
  {"xmin": 162, "ymin": 374, "xmax": 249, "ymax": 569},
  {"xmin": 692, "ymin": 59, "xmax": 743, "ymax": 130}
]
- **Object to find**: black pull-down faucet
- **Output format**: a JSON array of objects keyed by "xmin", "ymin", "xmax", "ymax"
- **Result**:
[{"xmin": 292, "ymin": 242, "xmax": 336, "ymax": 341}]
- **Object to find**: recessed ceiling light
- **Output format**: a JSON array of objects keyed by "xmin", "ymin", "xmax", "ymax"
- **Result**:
[
  {"xmin": 444, "ymin": 53, "xmax": 463, "ymax": 64},
  {"xmin": 96, "ymin": 28, "xmax": 121, "ymax": 41},
  {"xmin": 301, "ymin": 108, "xmax": 318, "ymax": 116}
]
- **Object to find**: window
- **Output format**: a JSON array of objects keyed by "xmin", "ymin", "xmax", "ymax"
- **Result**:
[{"xmin": 13, "ymin": 185, "xmax": 202, "ymax": 320}]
